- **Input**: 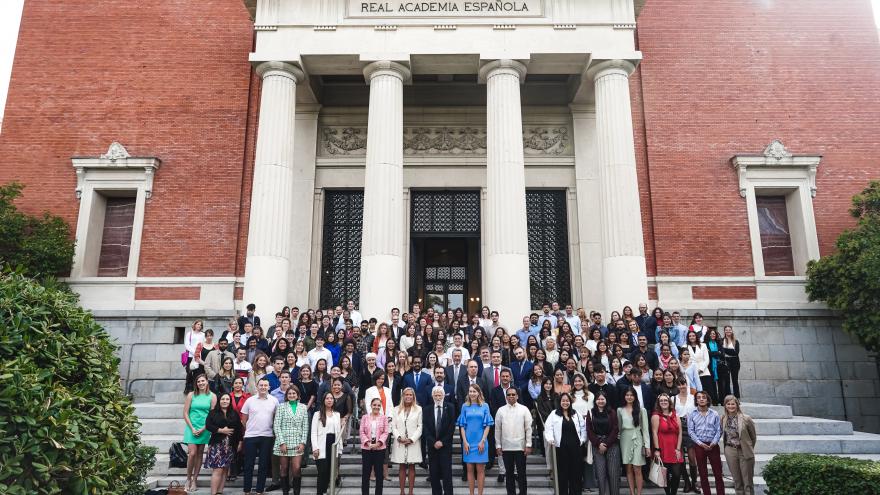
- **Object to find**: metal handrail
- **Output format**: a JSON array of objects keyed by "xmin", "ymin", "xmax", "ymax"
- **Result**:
[
  {"xmin": 549, "ymin": 441, "xmax": 560, "ymax": 495},
  {"xmin": 329, "ymin": 440, "xmax": 339, "ymax": 495}
]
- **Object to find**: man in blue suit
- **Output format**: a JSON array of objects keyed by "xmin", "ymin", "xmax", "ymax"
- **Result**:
[
  {"xmin": 508, "ymin": 347, "xmax": 533, "ymax": 390},
  {"xmin": 403, "ymin": 355, "xmax": 434, "ymax": 468}
]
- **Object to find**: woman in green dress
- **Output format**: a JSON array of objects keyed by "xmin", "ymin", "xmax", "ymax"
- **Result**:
[
  {"xmin": 183, "ymin": 373, "xmax": 217, "ymax": 492},
  {"xmin": 618, "ymin": 386, "xmax": 650, "ymax": 495},
  {"xmin": 274, "ymin": 386, "xmax": 310, "ymax": 495}
]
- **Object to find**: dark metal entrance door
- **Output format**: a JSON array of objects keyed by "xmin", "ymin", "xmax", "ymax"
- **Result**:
[{"xmin": 410, "ymin": 191, "xmax": 481, "ymax": 314}]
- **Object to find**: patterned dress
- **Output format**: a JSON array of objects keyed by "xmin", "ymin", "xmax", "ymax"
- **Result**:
[{"xmin": 273, "ymin": 401, "xmax": 310, "ymax": 456}]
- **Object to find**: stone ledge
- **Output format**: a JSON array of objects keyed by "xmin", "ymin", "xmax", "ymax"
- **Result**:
[{"xmin": 91, "ymin": 309, "xmax": 233, "ymax": 318}]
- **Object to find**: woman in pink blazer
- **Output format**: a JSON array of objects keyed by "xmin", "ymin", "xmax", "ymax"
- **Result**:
[{"xmin": 361, "ymin": 397, "xmax": 391, "ymax": 495}]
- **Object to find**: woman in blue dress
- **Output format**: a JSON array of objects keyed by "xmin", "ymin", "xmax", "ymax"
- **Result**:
[{"xmin": 457, "ymin": 383, "xmax": 494, "ymax": 495}]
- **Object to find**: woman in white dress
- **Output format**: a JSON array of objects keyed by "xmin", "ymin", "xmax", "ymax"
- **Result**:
[{"xmin": 391, "ymin": 387, "xmax": 422, "ymax": 495}]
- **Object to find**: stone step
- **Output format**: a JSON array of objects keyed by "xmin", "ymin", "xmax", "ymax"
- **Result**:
[
  {"xmin": 715, "ymin": 403, "xmax": 793, "ymax": 420},
  {"xmin": 155, "ymin": 391, "xmax": 186, "ymax": 404},
  {"xmin": 753, "ymin": 432, "xmax": 880, "ymax": 454},
  {"xmin": 137, "ymin": 414, "xmax": 853, "ymax": 438},
  {"xmin": 753, "ymin": 417, "xmax": 852, "ymax": 436}
]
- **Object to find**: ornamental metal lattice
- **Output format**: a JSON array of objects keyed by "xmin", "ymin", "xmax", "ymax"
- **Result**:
[
  {"xmin": 526, "ymin": 190, "xmax": 572, "ymax": 309},
  {"xmin": 319, "ymin": 190, "xmax": 364, "ymax": 308},
  {"xmin": 411, "ymin": 191, "xmax": 481, "ymax": 236}
]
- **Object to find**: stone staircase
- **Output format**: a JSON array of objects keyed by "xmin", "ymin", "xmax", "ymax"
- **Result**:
[{"xmin": 138, "ymin": 394, "xmax": 880, "ymax": 494}]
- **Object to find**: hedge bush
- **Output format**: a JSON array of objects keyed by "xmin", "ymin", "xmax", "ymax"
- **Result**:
[
  {"xmin": 0, "ymin": 271, "xmax": 155, "ymax": 494},
  {"xmin": 763, "ymin": 453, "xmax": 880, "ymax": 495}
]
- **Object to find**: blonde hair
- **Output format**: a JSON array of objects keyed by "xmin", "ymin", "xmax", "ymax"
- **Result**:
[
  {"xmin": 192, "ymin": 319, "xmax": 204, "ymax": 331},
  {"xmin": 723, "ymin": 325, "xmax": 736, "ymax": 347},
  {"xmin": 721, "ymin": 394, "xmax": 743, "ymax": 422},
  {"xmin": 464, "ymin": 383, "xmax": 485, "ymax": 406},
  {"xmin": 397, "ymin": 387, "xmax": 421, "ymax": 413}
]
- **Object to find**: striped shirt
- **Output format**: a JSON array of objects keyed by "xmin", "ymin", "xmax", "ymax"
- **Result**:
[{"xmin": 687, "ymin": 408, "xmax": 722, "ymax": 446}]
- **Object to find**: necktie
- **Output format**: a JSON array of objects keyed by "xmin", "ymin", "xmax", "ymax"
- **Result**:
[
  {"xmin": 454, "ymin": 366, "xmax": 459, "ymax": 384},
  {"xmin": 415, "ymin": 372, "xmax": 420, "ymax": 388},
  {"xmin": 436, "ymin": 405, "xmax": 442, "ymax": 432},
  {"xmin": 494, "ymin": 367, "xmax": 500, "ymax": 387}
]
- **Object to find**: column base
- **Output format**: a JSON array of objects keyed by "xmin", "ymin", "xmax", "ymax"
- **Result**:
[
  {"xmin": 242, "ymin": 255, "xmax": 290, "ymax": 318},
  {"xmin": 359, "ymin": 253, "xmax": 405, "ymax": 320},
  {"xmin": 602, "ymin": 255, "xmax": 649, "ymax": 315},
  {"xmin": 485, "ymin": 253, "xmax": 531, "ymax": 330}
]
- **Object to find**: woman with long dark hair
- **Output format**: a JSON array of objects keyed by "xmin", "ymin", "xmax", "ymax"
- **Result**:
[
  {"xmin": 544, "ymin": 392, "xmax": 586, "ymax": 495},
  {"xmin": 619, "ymin": 387, "xmax": 650, "ymax": 495},
  {"xmin": 535, "ymin": 376, "xmax": 556, "ymax": 474},
  {"xmin": 704, "ymin": 328, "xmax": 724, "ymax": 405},
  {"xmin": 311, "ymin": 392, "xmax": 342, "ymax": 495},
  {"xmin": 205, "ymin": 392, "xmax": 242, "ymax": 495},
  {"xmin": 587, "ymin": 392, "xmax": 620, "ymax": 495},
  {"xmin": 651, "ymin": 393, "xmax": 683, "ymax": 495}
]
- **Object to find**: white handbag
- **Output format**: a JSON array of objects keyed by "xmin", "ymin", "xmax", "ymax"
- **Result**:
[{"xmin": 649, "ymin": 458, "xmax": 668, "ymax": 487}]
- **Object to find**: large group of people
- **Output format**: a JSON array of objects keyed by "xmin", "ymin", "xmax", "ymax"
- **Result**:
[{"xmin": 179, "ymin": 301, "xmax": 754, "ymax": 495}]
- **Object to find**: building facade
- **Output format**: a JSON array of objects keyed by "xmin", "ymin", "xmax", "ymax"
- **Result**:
[{"xmin": 1, "ymin": 0, "xmax": 879, "ymax": 429}]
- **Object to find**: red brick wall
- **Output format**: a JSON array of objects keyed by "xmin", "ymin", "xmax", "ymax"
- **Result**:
[
  {"xmin": 135, "ymin": 286, "xmax": 201, "ymax": 300},
  {"xmin": 691, "ymin": 286, "xmax": 757, "ymax": 300},
  {"xmin": 634, "ymin": 0, "xmax": 880, "ymax": 276},
  {"xmin": 0, "ymin": 0, "xmax": 254, "ymax": 277}
]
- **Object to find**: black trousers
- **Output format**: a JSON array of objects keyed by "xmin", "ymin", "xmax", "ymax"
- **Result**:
[
  {"xmin": 243, "ymin": 436, "xmax": 273, "ymax": 493},
  {"xmin": 555, "ymin": 445, "xmax": 583, "ymax": 495},
  {"xmin": 502, "ymin": 451, "xmax": 527, "ymax": 495},
  {"xmin": 429, "ymin": 447, "xmax": 454, "ymax": 495},
  {"xmin": 719, "ymin": 361, "xmax": 740, "ymax": 399},
  {"xmin": 316, "ymin": 434, "xmax": 336, "ymax": 495},
  {"xmin": 700, "ymin": 375, "xmax": 718, "ymax": 405},
  {"xmin": 362, "ymin": 449, "xmax": 385, "ymax": 495},
  {"xmin": 664, "ymin": 462, "xmax": 683, "ymax": 495}
]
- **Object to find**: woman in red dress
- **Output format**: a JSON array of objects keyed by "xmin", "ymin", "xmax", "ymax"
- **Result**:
[{"xmin": 651, "ymin": 393, "xmax": 684, "ymax": 495}]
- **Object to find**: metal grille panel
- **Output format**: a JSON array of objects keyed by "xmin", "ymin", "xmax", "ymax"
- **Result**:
[
  {"xmin": 320, "ymin": 190, "xmax": 364, "ymax": 308},
  {"xmin": 411, "ymin": 191, "xmax": 480, "ymax": 236},
  {"xmin": 526, "ymin": 190, "xmax": 572, "ymax": 308}
]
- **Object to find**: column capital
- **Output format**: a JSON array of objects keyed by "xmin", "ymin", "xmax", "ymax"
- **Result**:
[
  {"xmin": 255, "ymin": 61, "xmax": 304, "ymax": 82},
  {"xmin": 478, "ymin": 59, "xmax": 528, "ymax": 83},
  {"xmin": 585, "ymin": 59, "xmax": 637, "ymax": 82},
  {"xmin": 363, "ymin": 60, "xmax": 412, "ymax": 85}
]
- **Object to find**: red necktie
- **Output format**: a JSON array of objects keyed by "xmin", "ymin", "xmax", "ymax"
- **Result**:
[{"xmin": 494, "ymin": 367, "xmax": 500, "ymax": 387}]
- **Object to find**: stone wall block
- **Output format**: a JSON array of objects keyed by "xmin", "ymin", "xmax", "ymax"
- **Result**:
[
  {"xmin": 807, "ymin": 380, "xmax": 844, "ymax": 398},
  {"xmin": 843, "ymin": 380, "xmax": 877, "ymax": 398},
  {"xmin": 783, "ymin": 326, "xmax": 817, "ymax": 344},
  {"xmin": 836, "ymin": 345, "xmax": 870, "ymax": 362},
  {"xmin": 750, "ymin": 330, "xmax": 785, "ymax": 344},
  {"xmin": 800, "ymin": 345, "xmax": 827, "ymax": 363},
  {"xmin": 836, "ymin": 362, "xmax": 856, "ymax": 380},
  {"xmin": 792, "ymin": 397, "xmax": 845, "ymax": 417},
  {"xmin": 754, "ymin": 362, "xmax": 789, "ymax": 380},
  {"xmin": 774, "ymin": 380, "xmax": 809, "ymax": 398},
  {"xmin": 739, "ymin": 380, "xmax": 776, "ymax": 397},
  {"xmin": 854, "ymin": 362, "xmax": 880, "ymax": 380},
  {"xmin": 734, "ymin": 327, "xmax": 754, "ymax": 344},
  {"xmin": 832, "ymin": 330, "xmax": 854, "ymax": 345},
  {"xmin": 136, "ymin": 361, "xmax": 178, "ymax": 379},
  {"xmin": 787, "ymin": 362, "xmax": 826, "ymax": 380},
  {"xmin": 844, "ymin": 397, "xmax": 862, "ymax": 416},
  {"xmin": 767, "ymin": 344, "xmax": 804, "ymax": 362},
  {"xmin": 738, "ymin": 362, "xmax": 756, "ymax": 380},
  {"xmin": 739, "ymin": 344, "xmax": 770, "ymax": 362},
  {"xmin": 820, "ymin": 361, "xmax": 842, "ymax": 380}
]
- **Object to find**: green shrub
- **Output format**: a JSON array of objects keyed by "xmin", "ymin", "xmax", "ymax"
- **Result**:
[
  {"xmin": 0, "ymin": 271, "xmax": 154, "ymax": 494},
  {"xmin": 763, "ymin": 453, "xmax": 880, "ymax": 495},
  {"xmin": 0, "ymin": 182, "xmax": 75, "ymax": 279}
]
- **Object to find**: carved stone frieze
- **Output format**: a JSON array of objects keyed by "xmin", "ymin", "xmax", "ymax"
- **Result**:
[{"xmin": 318, "ymin": 125, "xmax": 571, "ymax": 156}]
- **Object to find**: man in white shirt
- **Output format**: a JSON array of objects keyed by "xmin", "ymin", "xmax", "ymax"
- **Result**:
[
  {"xmin": 307, "ymin": 334, "xmax": 333, "ymax": 371},
  {"xmin": 494, "ymin": 387, "xmax": 532, "ymax": 495},
  {"xmin": 564, "ymin": 304, "xmax": 582, "ymax": 335},
  {"xmin": 346, "ymin": 300, "xmax": 363, "ymax": 328},
  {"xmin": 446, "ymin": 333, "xmax": 470, "ymax": 362},
  {"xmin": 537, "ymin": 304, "xmax": 558, "ymax": 330},
  {"xmin": 241, "ymin": 378, "xmax": 279, "ymax": 494},
  {"xmin": 233, "ymin": 348, "xmax": 253, "ymax": 386}
]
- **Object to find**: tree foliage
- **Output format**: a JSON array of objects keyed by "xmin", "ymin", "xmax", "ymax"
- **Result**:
[
  {"xmin": 806, "ymin": 180, "xmax": 880, "ymax": 353},
  {"xmin": 0, "ymin": 182, "xmax": 75, "ymax": 278},
  {"xmin": 0, "ymin": 271, "xmax": 155, "ymax": 494}
]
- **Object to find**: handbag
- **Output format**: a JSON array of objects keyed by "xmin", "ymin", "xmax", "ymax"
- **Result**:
[
  {"xmin": 649, "ymin": 458, "xmax": 668, "ymax": 487},
  {"xmin": 167, "ymin": 480, "xmax": 187, "ymax": 495},
  {"xmin": 168, "ymin": 442, "xmax": 188, "ymax": 468},
  {"xmin": 180, "ymin": 351, "xmax": 189, "ymax": 366}
]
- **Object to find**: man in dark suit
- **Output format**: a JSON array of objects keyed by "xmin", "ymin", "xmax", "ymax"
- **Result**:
[
  {"xmin": 508, "ymin": 347, "xmax": 533, "ymax": 390},
  {"xmin": 615, "ymin": 366, "xmax": 655, "ymax": 412},
  {"xmin": 424, "ymin": 386, "xmax": 455, "ymax": 495},
  {"xmin": 479, "ymin": 350, "xmax": 510, "ymax": 397},
  {"xmin": 237, "ymin": 303, "xmax": 260, "ymax": 333},
  {"xmin": 627, "ymin": 334, "xmax": 660, "ymax": 371},
  {"xmin": 445, "ymin": 349, "xmax": 467, "ymax": 403},
  {"xmin": 587, "ymin": 364, "xmax": 618, "ymax": 409},
  {"xmin": 403, "ymin": 355, "xmax": 434, "ymax": 468},
  {"xmin": 433, "ymin": 366, "xmax": 456, "ymax": 405}
]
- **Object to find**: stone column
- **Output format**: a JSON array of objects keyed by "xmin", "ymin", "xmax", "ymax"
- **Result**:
[
  {"xmin": 242, "ymin": 61, "xmax": 303, "ymax": 317},
  {"xmin": 588, "ymin": 60, "xmax": 649, "ymax": 313},
  {"xmin": 358, "ymin": 61, "xmax": 410, "ymax": 318},
  {"xmin": 480, "ymin": 59, "xmax": 532, "ymax": 329}
]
